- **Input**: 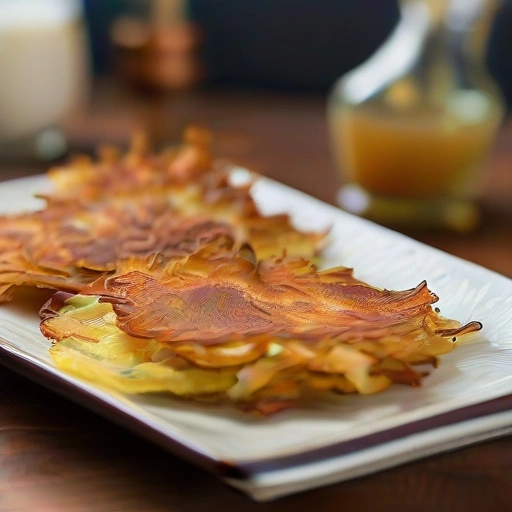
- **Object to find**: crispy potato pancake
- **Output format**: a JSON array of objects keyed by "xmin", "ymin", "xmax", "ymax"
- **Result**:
[
  {"xmin": 0, "ymin": 127, "xmax": 483, "ymax": 414},
  {"xmin": 40, "ymin": 241, "xmax": 482, "ymax": 414},
  {"xmin": 0, "ymin": 200, "xmax": 234, "ymax": 301},
  {"xmin": 0, "ymin": 128, "xmax": 324, "ymax": 302}
]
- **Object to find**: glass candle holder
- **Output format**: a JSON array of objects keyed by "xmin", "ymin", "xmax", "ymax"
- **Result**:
[{"xmin": 328, "ymin": 0, "xmax": 505, "ymax": 232}]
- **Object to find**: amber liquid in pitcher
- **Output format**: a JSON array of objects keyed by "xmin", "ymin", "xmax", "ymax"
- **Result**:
[
  {"xmin": 333, "ymin": 91, "xmax": 502, "ymax": 199},
  {"xmin": 328, "ymin": 0, "xmax": 504, "ymax": 232}
]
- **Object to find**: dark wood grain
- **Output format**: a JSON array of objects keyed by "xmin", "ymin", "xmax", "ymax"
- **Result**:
[{"xmin": 0, "ymin": 79, "xmax": 511, "ymax": 512}]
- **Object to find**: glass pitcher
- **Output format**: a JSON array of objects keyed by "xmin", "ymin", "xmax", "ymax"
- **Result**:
[{"xmin": 328, "ymin": 0, "xmax": 505, "ymax": 232}]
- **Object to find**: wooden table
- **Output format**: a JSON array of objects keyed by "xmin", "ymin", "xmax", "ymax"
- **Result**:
[{"xmin": 1, "ymin": 80, "xmax": 511, "ymax": 512}]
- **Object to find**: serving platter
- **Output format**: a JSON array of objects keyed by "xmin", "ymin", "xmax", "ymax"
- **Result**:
[{"xmin": 0, "ymin": 172, "xmax": 511, "ymax": 501}]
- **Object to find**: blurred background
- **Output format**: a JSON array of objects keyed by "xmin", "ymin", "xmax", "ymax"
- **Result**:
[
  {"xmin": 1, "ymin": 0, "xmax": 512, "ymax": 158},
  {"xmin": 0, "ymin": 0, "xmax": 510, "ymax": 239},
  {"xmin": 84, "ymin": 0, "xmax": 512, "ymax": 100}
]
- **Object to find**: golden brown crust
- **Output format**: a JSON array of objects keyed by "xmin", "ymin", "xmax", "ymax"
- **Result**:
[
  {"xmin": 0, "ymin": 128, "xmax": 324, "ymax": 302},
  {"xmin": 0, "ymin": 127, "xmax": 484, "ymax": 413}
]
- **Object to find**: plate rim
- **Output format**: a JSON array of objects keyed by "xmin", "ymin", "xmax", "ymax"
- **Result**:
[
  {"xmin": 0, "ymin": 173, "xmax": 511, "ymax": 485},
  {"xmin": 2, "ymin": 332, "xmax": 512, "ymax": 481}
]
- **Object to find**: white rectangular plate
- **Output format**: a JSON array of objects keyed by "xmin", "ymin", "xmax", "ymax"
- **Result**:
[{"xmin": 0, "ymin": 173, "xmax": 511, "ymax": 501}]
